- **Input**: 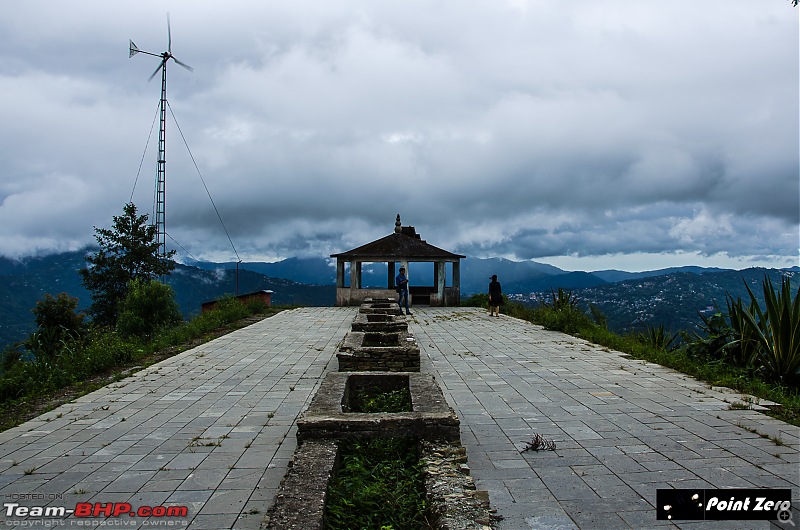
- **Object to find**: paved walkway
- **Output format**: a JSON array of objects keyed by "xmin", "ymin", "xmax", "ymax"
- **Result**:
[
  {"xmin": 0, "ymin": 307, "xmax": 355, "ymax": 530},
  {"xmin": 411, "ymin": 308, "xmax": 799, "ymax": 529},
  {"xmin": 0, "ymin": 307, "xmax": 797, "ymax": 529}
]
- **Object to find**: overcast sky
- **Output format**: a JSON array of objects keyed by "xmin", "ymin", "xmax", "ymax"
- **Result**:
[{"xmin": 0, "ymin": 1, "xmax": 797, "ymax": 272}]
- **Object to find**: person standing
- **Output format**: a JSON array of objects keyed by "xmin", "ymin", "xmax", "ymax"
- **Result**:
[
  {"xmin": 396, "ymin": 266, "xmax": 411, "ymax": 315},
  {"xmin": 488, "ymin": 274, "xmax": 503, "ymax": 317}
]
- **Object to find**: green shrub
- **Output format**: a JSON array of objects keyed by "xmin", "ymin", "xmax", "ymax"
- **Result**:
[
  {"xmin": 588, "ymin": 303, "xmax": 608, "ymax": 329},
  {"xmin": 148, "ymin": 297, "xmax": 261, "ymax": 352},
  {"xmin": 681, "ymin": 310, "xmax": 731, "ymax": 361},
  {"xmin": 461, "ymin": 293, "xmax": 489, "ymax": 308},
  {"xmin": 0, "ymin": 345, "xmax": 22, "ymax": 374},
  {"xmin": 116, "ymin": 279, "xmax": 182, "ymax": 339},
  {"xmin": 204, "ymin": 296, "xmax": 251, "ymax": 322},
  {"xmin": 75, "ymin": 329, "xmax": 139, "ymax": 375},
  {"xmin": 244, "ymin": 296, "xmax": 269, "ymax": 314},
  {"xmin": 505, "ymin": 288, "xmax": 591, "ymax": 334},
  {"xmin": 25, "ymin": 327, "xmax": 69, "ymax": 363},
  {"xmin": 532, "ymin": 304, "xmax": 594, "ymax": 335},
  {"xmin": 495, "ymin": 299, "xmax": 532, "ymax": 320}
]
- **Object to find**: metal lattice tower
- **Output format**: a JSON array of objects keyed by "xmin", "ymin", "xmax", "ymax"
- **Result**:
[
  {"xmin": 155, "ymin": 62, "xmax": 167, "ymax": 259},
  {"xmin": 129, "ymin": 14, "xmax": 192, "ymax": 260}
]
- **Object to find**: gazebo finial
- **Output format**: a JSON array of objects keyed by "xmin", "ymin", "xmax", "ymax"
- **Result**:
[{"xmin": 395, "ymin": 213, "xmax": 402, "ymax": 233}]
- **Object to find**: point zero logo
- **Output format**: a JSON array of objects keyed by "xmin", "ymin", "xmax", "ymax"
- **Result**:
[{"xmin": 657, "ymin": 489, "xmax": 793, "ymax": 521}]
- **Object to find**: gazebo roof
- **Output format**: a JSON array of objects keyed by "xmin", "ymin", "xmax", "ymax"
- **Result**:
[{"xmin": 330, "ymin": 215, "xmax": 465, "ymax": 261}]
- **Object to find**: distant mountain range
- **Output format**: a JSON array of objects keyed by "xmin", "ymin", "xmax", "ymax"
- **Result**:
[
  {"xmin": 1, "ymin": 250, "xmax": 796, "ymax": 349},
  {"xmin": 517, "ymin": 268, "xmax": 796, "ymax": 335},
  {"xmin": 187, "ymin": 257, "xmax": 339, "ymax": 286},
  {"xmin": 0, "ymin": 251, "xmax": 333, "ymax": 349},
  {"xmin": 187, "ymin": 256, "xmax": 570, "ymax": 294},
  {"xmin": 589, "ymin": 266, "xmax": 732, "ymax": 283},
  {"xmin": 188, "ymin": 256, "xmax": 761, "ymax": 296}
]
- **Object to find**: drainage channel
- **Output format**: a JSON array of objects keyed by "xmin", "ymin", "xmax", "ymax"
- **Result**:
[{"xmin": 264, "ymin": 298, "xmax": 494, "ymax": 529}]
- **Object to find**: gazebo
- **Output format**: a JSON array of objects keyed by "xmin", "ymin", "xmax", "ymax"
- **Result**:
[{"xmin": 331, "ymin": 215, "xmax": 465, "ymax": 307}]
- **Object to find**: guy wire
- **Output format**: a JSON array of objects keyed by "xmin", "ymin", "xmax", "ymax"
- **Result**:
[
  {"xmin": 167, "ymin": 101, "xmax": 240, "ymax": 262},
  {"xmin": 130, "ymin": 101, "xmax": 161, "ymax": 204}
]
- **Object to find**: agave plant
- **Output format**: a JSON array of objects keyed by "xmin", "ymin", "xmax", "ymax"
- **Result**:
[
  {"xmin": 739, "ymin": 276, "xmax": 800, "ymax": 383},
  {"xmin": 724, "ymin": 294, "xmax": 761, "ymax": 368},
  {"xmin": 637, "ymin": 324, "xmax": 679, "ymax": 352},
  {"xmin": 547, "ymin": 287, "xmax": 579, "ymax": 312}
]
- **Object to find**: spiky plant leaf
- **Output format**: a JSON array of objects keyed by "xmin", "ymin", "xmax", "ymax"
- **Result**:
[{"xmin": 740, "ymin": 276, "xmax": 800, "ymax": 382}]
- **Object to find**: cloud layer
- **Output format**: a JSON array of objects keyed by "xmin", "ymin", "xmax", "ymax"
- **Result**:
[{"xmin": 0, "ymin": 1, "xmax": 797, "ymax": 270}]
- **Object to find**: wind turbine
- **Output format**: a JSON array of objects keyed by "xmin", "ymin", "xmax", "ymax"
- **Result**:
[{"xmin": 129, "ymin": 14, "xmax": 193, "ymax": 260}]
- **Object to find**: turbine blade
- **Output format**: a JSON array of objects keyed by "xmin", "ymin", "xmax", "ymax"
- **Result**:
[
  {"xmin": 129, "ymin": 39, "xmax": 140, "ymax": 58},
  {"xmin": 173, "ymin": 57, "xmax": 194, "ymax": 72},
  {"xmin": 148, "ymin": 60, "xmax": 165, "ymax": 82},
  {"xmin": 167, "ymin": 13, "xmax": 172, "ymax": 54}
]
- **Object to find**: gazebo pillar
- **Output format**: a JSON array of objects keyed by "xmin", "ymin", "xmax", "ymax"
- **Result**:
[
  {"xmin": 401, "ymin": 259, "xmax": 410, "ymax": 305},
  {"xmin": 436, "ymin": 261, "xmax": 445, "ymax": 300},
  {"xmin": 387, "ymin": 261, "xmax": 396, "ymax": 289},
  {"xmin": 349, "ymin": 260, "xmax": 360, "ymax": 290},
  {"xmin": 336, "ymin": 259, "xmax": 345, "ymax": 288}
]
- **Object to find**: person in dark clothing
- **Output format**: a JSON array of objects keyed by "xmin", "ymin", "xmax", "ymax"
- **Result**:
[
  {"xmin": 396, "ymin": 266, "xmax": 411, "ymax": 315},
  {"xmin": 488, "ymin": 274, "xmax": 503, "ymax": 317}
]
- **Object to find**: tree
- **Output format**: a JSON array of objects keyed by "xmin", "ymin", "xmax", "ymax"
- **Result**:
[
  {"xmin": 26, "ymin": 293, "xmax": 86, "ymax": 360},
  {"xmin": 32, "ymin": 293, "xmax": 86, "ymax": 335},
  {"xmin": 79, "ymin": 203, "xmax": 176, "ymax": 326}
]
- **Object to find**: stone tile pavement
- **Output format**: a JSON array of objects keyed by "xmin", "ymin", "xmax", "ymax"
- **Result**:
[
  {"xmin": 0, "ymin": 307, "xmax": 355, "ymax": 530},
  {"xmin": 0, "ymin": 306, "xmax": 797, "ymax": 529},
  {"xmin": 411, "ymin": 307, "xmax": 800, "ymax": 530}
]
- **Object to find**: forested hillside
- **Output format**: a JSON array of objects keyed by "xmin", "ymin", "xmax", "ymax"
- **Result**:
[{"xmin": 517, "ymin": 268, "xmax": 795, "ymax": 335}]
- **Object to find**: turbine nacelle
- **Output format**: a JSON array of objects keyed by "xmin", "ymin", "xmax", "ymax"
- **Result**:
[{"xmin": 129, "ymin": 14, "xmax": 193, "ymax": 82}]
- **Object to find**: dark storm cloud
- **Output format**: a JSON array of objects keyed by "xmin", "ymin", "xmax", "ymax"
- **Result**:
[{"xmin": 0, "ymin": 0, "xmax": 796, "ymax": 270}]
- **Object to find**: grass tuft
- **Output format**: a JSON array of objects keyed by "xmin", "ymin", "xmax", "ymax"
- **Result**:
[{"xmin": 325, "ymin": 437, "xmax": 433, "ymax": 530}]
